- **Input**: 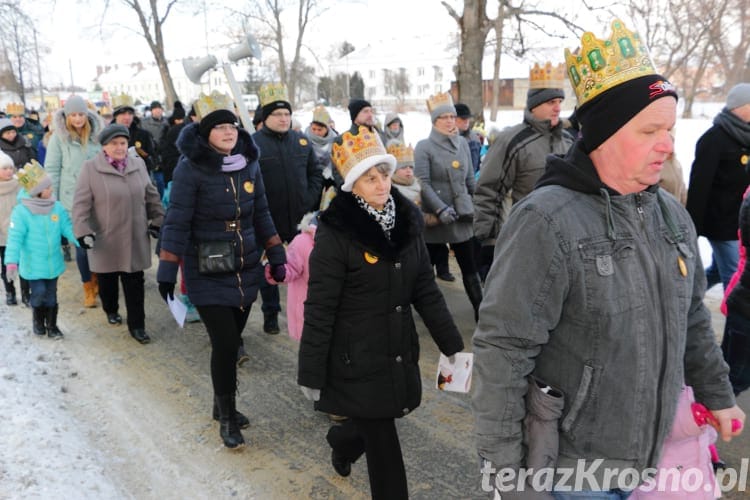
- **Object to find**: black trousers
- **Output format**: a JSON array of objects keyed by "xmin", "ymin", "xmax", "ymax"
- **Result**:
[
  {"xmin": 97, "ymin": 271, "xmax": 145, "ymax": 330},
  {"xmin": 327, "ymin": 418, "xmax": 408, "ymax": 500},
  {"xmin": 195, "ymin": 305, "xmax": 251, "ymax": 395},
  {"xmin": 427, "ymin": 239, "xmax": 478, "ymax": 277}
]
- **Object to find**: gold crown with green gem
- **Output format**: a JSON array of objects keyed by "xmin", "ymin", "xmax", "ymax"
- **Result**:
[
  {"xmin": 110, "ymin": 93, "xmax": 134, "ymax": 109},
  {"xmin": 259, "ymin": 82, "xmax": 289, "ymax": 107},
  {"xmin": 564, "ymin": 19, "xmax": 657, "ymax": 107},
  {"xmin": 194, "ymin": 91, "xmax": 235, "ymax": 121},
  {"xmin": 529, "ymin": 62, "xmax": 566, "ymax": 90},
  {"xmin": 14, "ymin": 160, "xmax": 46, "ymax": 192}
]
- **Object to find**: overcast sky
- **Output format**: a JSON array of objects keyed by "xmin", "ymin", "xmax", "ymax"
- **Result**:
[{"xmin": 26, "ymin": 0, "xmax": 622, "ymax": 88}]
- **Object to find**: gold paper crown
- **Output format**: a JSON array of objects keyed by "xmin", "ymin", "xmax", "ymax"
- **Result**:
[
  {"xmin": 386, "ymin": 143, "xmax": 414, "ymax": 167},
  {"xmin": 99, "ymin": 105, "xmax": 113, "ymax": 116},
  {"xmin": 194, "ymin": 91, "xmax": 235, "ymax": 121},
  {"xmin": 332, "ymin": 126, "xmax": 387, "ymax": 179},
  {"xmin": 426, "ymin": 92, "xmax": 454, "ymax": 113},
  {"xmin": 111, "ymin": 93, "xmax": 134, "ymax": 109},
  {"xmin": 529, "ymin": 62, "xmax": 566, "ymax": 90},
  {"xmin": 312, "ymin": 105, "xmax": 331, "ymax": 125},
  {"xmin": 259, "ymin": 83, "xmax": 289, "ymax": 107},
  {"xmin": 565, "ymin": 19, "xmax": 656, "ymax": 107},
  {"xmin": 5, "ymin": 102, "xmax": 25, "ymax": 116},
  {"xmin": 15, "ymin": 160, "xmax": 46, "ymax": 192}
]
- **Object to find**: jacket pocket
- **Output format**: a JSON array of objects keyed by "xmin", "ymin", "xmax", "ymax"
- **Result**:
[
  {"xmin": 560, "ymin": 364, "xmax": 594, "ymax": 434},
  {"xmin": 524, "ymin": 376, "xmax": 565, "ymax": 471}
]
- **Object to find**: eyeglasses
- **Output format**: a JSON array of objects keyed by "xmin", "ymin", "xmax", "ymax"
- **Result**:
[
  {"xmin": 213, "ymin": 123, "xmax": 239, "ymax": 131},
  {"xmin": 269, "ymin": 110, "xmax": 291, "ymax": 118}
]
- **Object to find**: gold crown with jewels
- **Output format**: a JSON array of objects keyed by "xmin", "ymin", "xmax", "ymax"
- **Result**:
[
  {"xmin": 14, "ymin": 160, "xmax": 46, "ymax": 192},
  {"xmin": 565, "ymin": 19, "xmax": 657, "ymax": 107},
  {"xmin": 259, "ymin": 82, "xmax": 289, "ymax": 107},
  {"xmin": 332, "ymin": 126, "xmax": 387, "ymax": 179},
  {"xmin": 194, "ymin": 91, "xmax": 235, "ymax": 121},
  {"xmin": 426, "ymin": 92, "xmax": 453, "ymax": 114},
  {"xmin": 529, "ymin": 62, "xmax": 566, "ymax": 90},
  {"xmin": 110, "ymin": 93, "xmax": 134, "ymax": 109},
  {"xmin": 386, "ymin": 143, "xmax": 414, "ymax": 168},
  {"xmin": 5, "ymin": 102, "xmax": 25, "ymax": 116}
]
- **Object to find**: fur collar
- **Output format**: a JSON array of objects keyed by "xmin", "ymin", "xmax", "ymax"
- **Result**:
[
  {"xmin": 176, "ymin": 122, "xmax": 259, "ymax": 174},
  {"xmin": 321, "ymin": 188, "xmax": 424, "ymax": 259},
  {"xmin": 52, "ymin": 109, "xmax": 102, "ymax": 144}
]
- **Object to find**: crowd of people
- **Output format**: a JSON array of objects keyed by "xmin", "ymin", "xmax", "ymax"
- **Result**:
[{"xmin": 1, "ymin": 15, "xmax": 749, "ymax": 499}]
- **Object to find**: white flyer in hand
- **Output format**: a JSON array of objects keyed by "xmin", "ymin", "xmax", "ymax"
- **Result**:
[
  {"xmin": 436, "ymin": 352, "xmax": 473, "ymax": 393},
  {"xmin": 167, "ymin": 295, "xmax": 187, "ymax": 328}
]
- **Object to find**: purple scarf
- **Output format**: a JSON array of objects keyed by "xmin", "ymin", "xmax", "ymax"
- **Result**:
[
  {"xmin": 104, "ymin": 152, "xmax": 127, "ymax": 173},
  {"xmin": 222, "ymin": 154, "xmax": 247, "ymax": 172}
]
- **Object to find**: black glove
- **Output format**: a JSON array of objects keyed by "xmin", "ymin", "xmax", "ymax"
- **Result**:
[
  {"xmin": 148, "ymin": 224, "xmax": 160, "ymax": 239},
  {"xmin": 265, "ymin": 243, "xmax": 287, "ymax": 266},
  {"xmin": 158, "ymin": 281, "xmax": 175, "ymax": 302},
  {"xmin": 438, "ymin": 206, "xmax": 457, "ymax": 225},
  {"xmin": 77, "ymin": 234, "xmax": 95, "ymax": 249},
  {"xmin": 270, "ymin": 264, "xmax": 286, "ymax": 283}
]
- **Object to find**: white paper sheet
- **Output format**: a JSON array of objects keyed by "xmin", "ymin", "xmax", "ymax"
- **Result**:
[
  {"xmin": 167, "ymin": 295, "xmax": 187, "ymax": 328},
  {"xmin": 435, "ymin": 352, "xmax": 473, "ymax": 393}
]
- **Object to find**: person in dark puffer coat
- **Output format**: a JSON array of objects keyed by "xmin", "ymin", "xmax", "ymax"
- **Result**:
[
  {"xmin": 297, "ymin": 126, "xmax": 464, "ymax": 499},
  {"xmin": 156, "ymin": 105, "xmax": 286, "ymax": 449}
]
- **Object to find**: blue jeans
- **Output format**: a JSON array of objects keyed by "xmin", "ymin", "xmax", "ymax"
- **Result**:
[
  {"xmin": 553, "ymin": 490, "xmax": 631, "ymax": 499},
  {"xmin": 29, "ymin": 278, "xmax": 58, "ymax": 308},
  {"xmin": 706, "ymin": 239, "xmax": 739, "ymax": 290},
  {"xmin": 76, "ymin": 246, "xmax": 92, "ymax": 283},
  {"xmin": 151, "ymin": 170, "xmax": 165, "ymax": 198}
]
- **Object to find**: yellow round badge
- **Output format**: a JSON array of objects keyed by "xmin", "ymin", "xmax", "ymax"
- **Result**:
[
  {"xmin": 51, "ymin": 214, "xmax": 59, "ymax": 222},
  {"xmin": 451, "ymin": 160, "xmax": 460, "ymax": 169},
  {"xmin": 135, "ymin": 141, "xmax": 142, "ymax": 148},
  {"xmin": 244, "ymin": 181, "xmax": 254, "ymax": 193},
  {"xmin": 742, "ymin": 154, "xmax": 749, "ymax": 166},
  {"xmin": 300, "ymin": 138, "xmax": 308, "ymax": 146},
  {"xmin": 364, "ymin": 252, "xmax": 379, "ymax": 264}
]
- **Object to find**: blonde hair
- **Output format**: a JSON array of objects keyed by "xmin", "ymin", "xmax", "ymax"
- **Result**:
[{"xmin": 66, "ymin": 114, "xmax": 92, "ymax": 147}]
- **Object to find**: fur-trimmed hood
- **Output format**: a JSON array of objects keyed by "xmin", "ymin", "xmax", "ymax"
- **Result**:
[
  {"xmin": 52, "ymin": 108, "xmax": 102, "ymax": 144},
  {"xmin": 175, "ymin": 122, "xmax": 259, "ymax": 175},
  {"xmin": 320, "ymin": 188, "xmax": 424, "ymax": 259}
]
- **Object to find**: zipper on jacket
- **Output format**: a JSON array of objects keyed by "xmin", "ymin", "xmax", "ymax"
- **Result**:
[
  {"xmin": 229, "ymin": 175, "xmax": 245, "ymax": 309},
  {"xmin": 635, "ymin": 193, "xmax": 645, "ymax": 222}
]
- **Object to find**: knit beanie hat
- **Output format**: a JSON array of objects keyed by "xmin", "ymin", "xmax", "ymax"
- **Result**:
[
  {"xmin": 0, "ymin": 118, "xmax": 14, "ymax": 135},
  {"xmin": 577, "ymin": 74, "xmax": 677, "ymax": 152},
  {"xmin": 0, "ymin": 150, "xmax": 13, "ymax": 168},
  {"xmin": 150, "ymin": 100, "xmax": 163, "ymax": 110},
  {"xmin": 261, "ymin": 100, "xmax": 292, "ymax": 122},
  {"xmin": 252, "ymin": 104, "xmax": 263, "ymax": 127},
  {"xmin": 113, "ymin": 105, "xmax": 135, "ymax": 118},
  {"xmin": 527, "ymin": 88, "xmax": 565, "ymax": 111},
  {"xmin": 348, "ymin": 99, "xmax": 372, "ymax": 122},
  {"xmin": 199, "ymin": 109, "xmax": 238, "ymax": 139},
  {"xmin": 64, "ymin": 95, "xmax": 88, "ymax": 115},
  {"xmin": 454, "ymin": 103, "xmax": 472, "ymax": 118},
  {"xmin": 98, "ymin": 124, "xmax": 130, "ymax": 146},
  {"xmin": 171, "ymin": 101, "xmax": 186, "ymax": 121},
  {"xmin": 726, "ymin": 83, "xmax": 750, "ymax": 110}
]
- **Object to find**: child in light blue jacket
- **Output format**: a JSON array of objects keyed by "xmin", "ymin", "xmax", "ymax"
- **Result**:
[{"xmin": 5, "ymin": 162, "xmax": 78, "ymax": 338}]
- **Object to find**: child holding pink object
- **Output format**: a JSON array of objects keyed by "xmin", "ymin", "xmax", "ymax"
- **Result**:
[{"xmin": 265, "ymin": 211, "xmax": 317, "ymax": 341}]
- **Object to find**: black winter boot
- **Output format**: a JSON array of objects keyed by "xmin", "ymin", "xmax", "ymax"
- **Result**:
[
  {"xmin": 212, "ymin": 400, "xmax": 250, "ymax": 429},
  {"xmin": 462, "ymin": 273, "xmax": 483, "ymax": 322},
  {"xmin": 45, "ymin": 305, "xmax": 64, "ymax": 339},
  {"xmin": 263, "ymin": 312, "xmax": 280, "ymax": 334},
  {"xmin": 32, "ymin": 307, "xmax": 46, "ymax": 336},
  {"xmin": 214, "ymin": 394, "xmax": 245, "ymax": 449},
  {"xmin": 6, "ymin": 292, "xmax": 17, "ymax": 305}
]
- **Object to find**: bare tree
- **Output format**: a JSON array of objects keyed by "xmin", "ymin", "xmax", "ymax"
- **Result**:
[
  {"xmin": 99, "ymin": 0, "xmax": 180, "ymax": 107},
  {"xmin": 0, "ymin": 1, "xmax": 38, "ymax": 105},
  {"xmin": 232, "ymin": 0, "xmax": 326, "ymax": 107}
]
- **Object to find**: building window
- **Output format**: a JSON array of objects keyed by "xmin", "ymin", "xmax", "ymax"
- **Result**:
[
  {"xmin": 369, "ymin": 70, "xmax": 376, "ymax": 79},
  {"xmin": 417, "ymin": 67, "xmax": 425, "ymax": 77}
]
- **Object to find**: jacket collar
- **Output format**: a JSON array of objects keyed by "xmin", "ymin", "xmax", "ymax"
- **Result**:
[
  {"xmin": 321, "ymin": 188, "xmax": 424, "ymax": 259},
  {"xmin": 176, "ymin": 122, "xmax": 259, "ymax": 174}
]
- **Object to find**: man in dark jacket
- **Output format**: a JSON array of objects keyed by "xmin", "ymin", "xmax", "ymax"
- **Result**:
[
  {"xmin": 253, "ymin": 83, "xmax": 323, "ymax": 333},
  {"xmin": 687, "ymin": 83, "xmax": 750, "ymax": 291},
  {"xmin": 112, "ymin": 104, "xmax": 160, "ymax": 191}
]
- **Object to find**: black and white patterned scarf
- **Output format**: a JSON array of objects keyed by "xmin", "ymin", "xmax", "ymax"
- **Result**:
[{"xmin": 354, "ymin": 193, "xmax": 396, "ymax": 239}]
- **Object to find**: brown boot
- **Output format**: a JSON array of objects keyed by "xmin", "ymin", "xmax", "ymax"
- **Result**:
[
  {"xmin": 82, "ymin": 281, "xmax": 98, "ymax": 308},
  {"xmin": 91, "ymin": 272, "xmax": 99, "ymax": 296}
]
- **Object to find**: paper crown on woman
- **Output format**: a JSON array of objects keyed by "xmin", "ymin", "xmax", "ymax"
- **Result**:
[
  {"xmin": 312, "ymin": 105, "xmax": 331, "ymax": 126},
  {"xmin": 332, "ymin": 126, "xmax": 396, "ymax": 192},
  {"xmin": 194, "ymin": 91, "xmax": 235, "ymax": 121},
  {"xmin": 15, "ymin": 160, "xmax": 52, "ymax": 196},
  {"xmin": 5, "ymin": 102, "xmax": 25, "ymax": 116},
  {"xmin": 426, "ymin": 92, "xmax": 456, "ymax": 122}
]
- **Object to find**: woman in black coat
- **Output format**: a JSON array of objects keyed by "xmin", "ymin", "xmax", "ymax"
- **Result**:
[
  {"xmin": 156, "ymin": 103, "xmax": 286, "ymax": 449},
  {"xmin": 297, "ymin": 126, "xmax": 464, "ymax": 499}
]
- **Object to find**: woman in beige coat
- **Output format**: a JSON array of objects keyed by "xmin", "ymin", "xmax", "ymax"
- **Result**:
[{"xmin": 72, "ymin": 124, "xmax": 164, "ymax": 344}]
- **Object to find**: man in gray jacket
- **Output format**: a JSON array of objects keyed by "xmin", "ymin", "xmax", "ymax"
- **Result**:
[
  {"xmin": 473, "ymin": 19, "xmax": 744, "ymax": 497},
  {"xmin": 473, "ymin": 62, "xmax": 573, "ymax": 280}
]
